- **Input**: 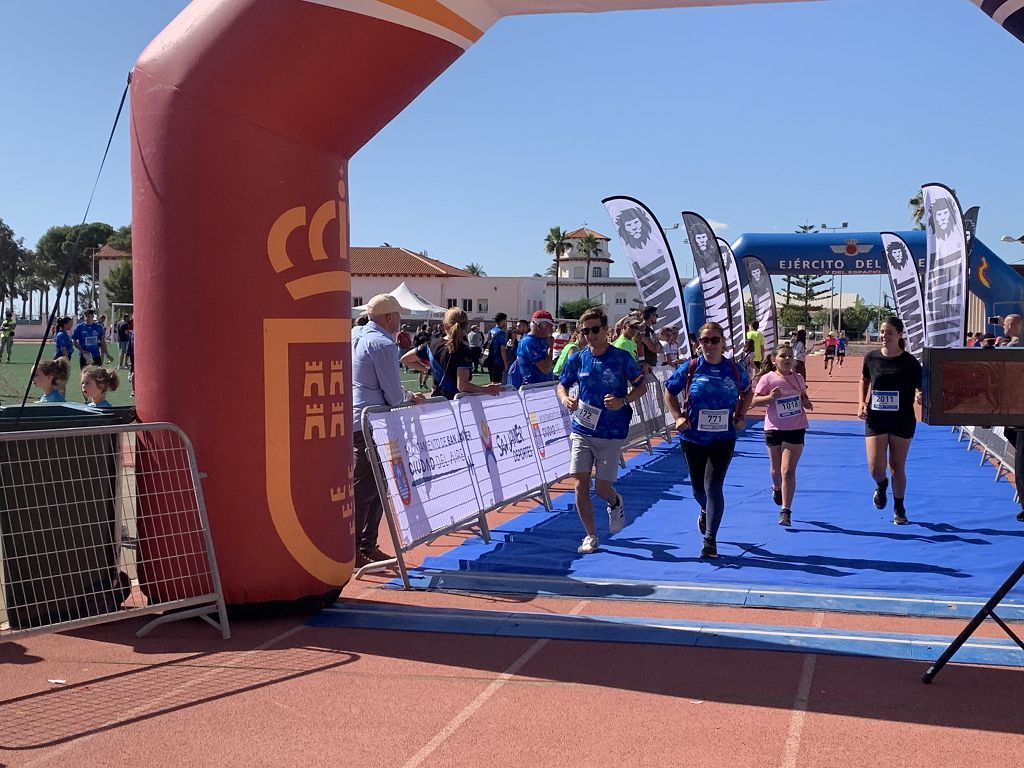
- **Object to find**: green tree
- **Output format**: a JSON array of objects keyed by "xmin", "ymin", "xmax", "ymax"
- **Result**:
[
  {"xmin": 106, "ymin": 224, "xmax": 132, "ymax": 253},
  {"xmin": 841, "ymin": 297, "xmax": 873, "ymax": 339},
  {"xmin": 35, "ymin": 221, "xmax": 114, "ymax": 313},
  {"xmin": 544, "ymin": 227, "xmax": 571, "ymax": 317},
  {"xmin": 743, "ymin": 301, "xmax": 754, "ymax": 326},
  {"xmin": 781, "ymin": 274, "xmax": 835, "ymax": 314},
  {"xmin": 463, "ymin": 262, "xmax": 486, "ymax": 276},
  {"xmin": 779, "ymin": 303, "xmax": 810, "ymax": 330},
  {"xmin": 0, "ymin": 218, "xmax": 31, "ymax": 312},
  {"xmin": 576, "ymin": 233, "xmax": 600, "ymax": 300},
  {"xmin": 559, "ymin": 297, "xmax": 601, "ymax": 320},
  {"xmin": 104, "ymin": 260, "xmax": 133, "ymax": 306}
]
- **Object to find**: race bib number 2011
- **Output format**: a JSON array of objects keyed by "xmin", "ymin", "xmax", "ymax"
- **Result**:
[
  {"xmin": 871, "ymin": 390, "xmax": 899, "ymax": 411},
  {"xmin": 697, "ymin": 408, "xmax": 729, "ymax": 432},
  {"xmin": 573, "ymin": 401, "xmax": 602, "ymax": 430}
]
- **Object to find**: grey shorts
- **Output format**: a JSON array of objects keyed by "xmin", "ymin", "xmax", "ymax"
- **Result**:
[{"xmin": 570, "ymin": 432, "xmax": 624, "ymax": 483}]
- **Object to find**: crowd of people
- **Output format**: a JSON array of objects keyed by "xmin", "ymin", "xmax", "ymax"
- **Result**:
[
  {"xmin": 16, "ymin": 307, "xmax": 136, "ymax": 405},
  {"xmin": 350, "ymin": 293, "xmax": 1024, "ymax": 566}
]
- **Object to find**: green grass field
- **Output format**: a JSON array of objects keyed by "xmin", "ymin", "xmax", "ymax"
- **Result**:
[
  {"xmin": 0, "ymin": 343, "xmax": 466, "ymax": 407},
  {"xmin": 0, "ymin": 341, "xmax": 135, "ymax": 407}
]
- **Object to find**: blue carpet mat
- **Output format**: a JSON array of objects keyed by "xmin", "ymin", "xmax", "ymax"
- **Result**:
[{"xmin": 406, "ymin": 420, "xmax": 1024, "ymax": 615}]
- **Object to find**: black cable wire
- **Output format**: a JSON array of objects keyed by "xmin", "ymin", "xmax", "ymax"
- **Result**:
[{"xmin": 14, "ymin": 71, "xmax": 132, "ymax": 427}]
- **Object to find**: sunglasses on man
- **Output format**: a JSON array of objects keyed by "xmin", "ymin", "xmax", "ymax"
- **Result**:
[
  {"xmin": 581, "ymin": 325, "xmax": 605, "ymax": 336},
  {"xmin": 699, "ymin": 336, "xmax": 722, "ymax": 345}
]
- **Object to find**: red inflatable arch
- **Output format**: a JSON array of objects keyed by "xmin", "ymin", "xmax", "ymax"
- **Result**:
[{"xmin": 130, "ymin": 0, "xmax": 1022, "ymax": 606}]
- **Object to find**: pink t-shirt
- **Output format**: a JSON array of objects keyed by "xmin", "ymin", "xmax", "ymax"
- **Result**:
[{"xmin": 755, "ymin": 370, "xmax": 809, "ymax": 431}]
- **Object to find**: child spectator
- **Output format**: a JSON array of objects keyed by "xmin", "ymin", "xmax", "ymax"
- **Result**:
[
  {"xmin": 82, "ymin": 365, "xmax": 119, "ymax": 407},
  {"xmin": 33, "ymin": 359, "xmax": 69, "ymax": 402}
]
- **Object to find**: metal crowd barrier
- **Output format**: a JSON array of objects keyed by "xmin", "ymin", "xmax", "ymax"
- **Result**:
[
  {"xmin": 954, "ymin": 425, "xmax": 1019, "ymax": 501},
  {"xmin": 359, "ymin": 377, "xmax": 676, "ymax": 588},
  {"xmin": 0, "ymin": 423, "xmax": 230, "ymax": 641}
]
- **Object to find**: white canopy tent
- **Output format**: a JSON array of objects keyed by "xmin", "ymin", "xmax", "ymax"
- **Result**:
[{"xmin": 351, "ymin": 281, "xmax": 447, "ymax": 319}]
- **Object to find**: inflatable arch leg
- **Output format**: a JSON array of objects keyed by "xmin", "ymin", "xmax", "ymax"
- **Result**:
[{"xmin": 131, "ymin": 0, "xmax": 1022, "ymax": 606}]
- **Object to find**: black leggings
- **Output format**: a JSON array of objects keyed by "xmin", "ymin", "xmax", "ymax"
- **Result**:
[{"xmin": 682, "ymin": 438, "xmax": 736, "ymax": 542}]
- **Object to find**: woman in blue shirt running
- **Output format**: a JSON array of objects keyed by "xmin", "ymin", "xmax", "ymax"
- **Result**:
[
  {"xmin": 665, "ymin": 322, "xmax": 752, "ymax": 560},
  {"xmin": 33, "ymin": 359, "xmax": 69, "ymax": 403},
  {"xmin": 81, "ymin": 365, "xmax": 119, "ymax": 407}
]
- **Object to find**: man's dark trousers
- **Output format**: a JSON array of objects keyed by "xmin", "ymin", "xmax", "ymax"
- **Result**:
[{"xmin": 353, "ymin": 429, "xmax": 385, "ymax": 552}]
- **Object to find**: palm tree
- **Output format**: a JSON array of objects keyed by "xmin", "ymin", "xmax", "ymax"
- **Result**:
[
  {"xmin": 543, "ymin": 226, "xmax": 570, "ymax": 316},
  {"xmin": 463, "ymin": 262, "xmax": 486, "ymax": 276},
  {"xmin": 577, "ymin": 233, "xmax": 600, "ymax": 300}
]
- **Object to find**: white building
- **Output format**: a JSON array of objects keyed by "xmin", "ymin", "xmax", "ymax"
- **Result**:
[
  {"xmin": 351, "ymin": 247, "xmax": 547, "ymax": 324},
  {"xmin": 544, "ymin": 227, "xmax": 642, "ymax": 318}
]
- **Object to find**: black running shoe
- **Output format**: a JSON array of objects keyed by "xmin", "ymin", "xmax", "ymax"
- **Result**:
[
  {"xmin": 778, "ymin": 509, "xmax": 792, "ymax": 527},
  {"xmin": 697, "ymin": 509, "xmax": 707, "ymax": 535},
  {"xmin": 893, "ymin": 510, "xmax": 909, "ymax": 525},
  {"xmin": 772, "ymin": 487, "xmax": 782, "ymax": 507},
  {"xmin": 873, "ymin": 479, "xmax": 888, "ymax": 510},
  {"xmin": 700, "ymin": 539, "xmax": 718, "ymax": 559},
  {"xmin": 1017, "ymin": 510, "xmax": 1024, "ymax": 522}
]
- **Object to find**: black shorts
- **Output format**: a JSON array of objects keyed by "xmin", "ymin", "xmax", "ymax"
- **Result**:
[
  {"xmin": 837, "ymin": 350, "xmax": 846, "ymax": 358},
  {"xmin": 824, "ymin": 349, "xmax": 836, "ymax": 359},
  {"xmin": 765, "ymin": 428, "xmax": 806, "ymax": 446},
  {"xmin": 488, "ymin": 362, "xmax": 504, "ymax": 384},
  {"xmin": 865, "ymin": 415, "xmax": 916, "ymax": 440}
]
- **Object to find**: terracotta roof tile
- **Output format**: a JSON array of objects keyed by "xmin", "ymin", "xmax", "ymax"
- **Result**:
[
  {"xmin": 564, "ymin": 227, "xmax": 611, "ymax": 241},
  {"xmin": 350, "ymin": 247, "xmax": 473, "ymax": 277},
  {"xmin": 96, "ymin": 245, "xmax": 130, "ymax": 260}
]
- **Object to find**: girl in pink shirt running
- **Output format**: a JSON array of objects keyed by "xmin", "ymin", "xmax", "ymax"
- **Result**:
[{"xmin": 751, "ymin": 346, "xmax": 814, "ymax": 526}]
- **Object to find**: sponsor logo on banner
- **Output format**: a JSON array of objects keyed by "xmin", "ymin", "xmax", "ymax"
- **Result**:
[
  {"xmin": 880, "ymin": 233, "xmax": 926, "ymax": 360},
  {"xmin": 830, "ymin": 240, "xmax": 874, "ymax": 257},
  {"xmin": 528, "ymin": 411, "xmax": 546, "ymax": 459},
  {"xmin": 602, "ymin": 196, "xmax": 691, "ymax": 360},
  {"xmin": 387, "ymin": 439, "xmax": 413, "ymax": 507},
  {"xmin": 717, "ymin": 238, "xmax": 746, "ymax": 357},
  {"xmin": 922, "ymin": 183, "xmax": 968, "ymax": 348},
  {"xmin": 683, "ymin": 211, "xmax": 734, "ymax": 357}
]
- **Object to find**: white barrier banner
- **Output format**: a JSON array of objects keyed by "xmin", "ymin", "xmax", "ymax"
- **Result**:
[
  {"xmin": 651, "ymin": 366, "xmax": 677, "ymax": 427},
  {"xmin": 637, "ymin": 374, "xmax": 669, "ymax": 436},
  {"xmin": 457, "ymin": 389, "xmax": 545, "ymax": 511},
  {"xmin": 363, "ymin": 401, "xmax": 478, "ymax": 549},
  {"xmin": 519, "ymin": 383, "xmax": 573, "ymax": 485}
]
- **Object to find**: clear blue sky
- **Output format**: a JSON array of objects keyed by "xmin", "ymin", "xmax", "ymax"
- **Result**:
[{"xmin": 3, "ymin": 0, "xmax": 1023, "ymax": 301}]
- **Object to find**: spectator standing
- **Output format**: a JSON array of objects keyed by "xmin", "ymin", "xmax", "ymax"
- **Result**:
[
  {"xmin": 351, "ymin": 294, "xmax": 425, "ymax": 567},
  {"xmin": 82, "ymin": 365, "xmax": 119, "ymax": 407},
  {"xmin": 611, "ymin": 315, "xmax": 641, "ymax": 359},
  {"xmin": 637, "ymin": 306, "xmax": 661, "ymax": 370},
  {"xmin": 33, "ymin": 359, "xmax": 69, "ymax": 402},
  {"xmin": 72, "ymin": 309, "xmax": 107, "ymax": 369},
  {"xmin": 557, "ymin": 308, "xmax": 646, "ymax": 554},
  {"xmin": 999, "ymin": 314, "xmax": 1024, "ymax": 522},
  {"xmin": 403, "ymin": 308, "xmax": 502, "ymax": 400},
  {"xmin": 467, "ymin": 324, "xmax": 483, "ymax": 373},
  {"xmin": 0, "ymin": 310, "xmax": 16, "ymax": 363},
  {"xmin": 486, "ymin": 313, "xmax": 509, "ymax": 384},
  {"xmin": 552, "ymin": 322, "xmax": 570, "ymax": 358},
  {"xmin": 413, "ymin": 324, "xmax": 432, "ymax": 388},
  {"xmin": 746, "ymin": 320, "xmax": 766, "ymax": 367},
  {"xmin": 792, "ymin": 329, "xmax": 810, "ymax": 380},
  {"xmin": 115, "ymin": 313, "xmax": 132, "ymax": 368},
  {"xmin": 515, "ymin": 310, "xmax": 555, "ymax": 385},
  {"xmin": 54, "ymin": 317, "xmax": 74, "ymax": 361},
  {"xmin": 553, "ymin": 325, "xmax": 581, "ymax": 376}
]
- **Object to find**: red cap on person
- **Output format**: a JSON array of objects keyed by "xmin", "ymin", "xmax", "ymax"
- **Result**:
[{"xmin": 531, "ymin": 310, "xmax": 554, "ymax": 324}]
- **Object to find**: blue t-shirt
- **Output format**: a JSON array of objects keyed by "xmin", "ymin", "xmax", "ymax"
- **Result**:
[
  {"xmin": 838, "ymin": 337, "xmax": 848, "ymax": 351},
  {"xmin": 93, "ymin": 399, "xmax": 113, "ymax": 408},
  {"xmin": 54, "ymin": 330, "xmax": 73, "ymax": 359},
  {"xmin": 488, "ymin": 326, "xmax": 507, "ymax": 363},
  {"xmin": 39, "ymin": 389, "xmax": 66, "ymax": 403},
  {"xmin": 72, "ymin": 321, "xmax": 105, "ymax": 355},
  {"xmin": 559, "ymin": 346, "xmax": 643, "ymax": 440},
  {"xmin": 665, "ymin": 356, "xmax": 751, "ymax": 445},
  {"xmin": 517, "ymin": 334, "xmax": 552, "ymax": 385}
]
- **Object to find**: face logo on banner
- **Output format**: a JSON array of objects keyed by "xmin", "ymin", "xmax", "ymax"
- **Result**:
[
  {"xmin": 751, "ymin": 266, "xmax": 763, "ymax": 284},
  {"xmin": 929, "ymin": 199, "xmax": 960, "ymax": 241},
  {"xmin": 885, "ymin": 241, "xmax": 908, "ymax": 270},
  {"xmin": 615, "ymin": 207, "xmax": 653, "ymax": 250},
  {"xmin": 694, "ymin": 232, "xmax": 710, "ymax": 251},
  {"xmin": 478, "ymin": 418, "xmax": 499, "ymax": 476}
]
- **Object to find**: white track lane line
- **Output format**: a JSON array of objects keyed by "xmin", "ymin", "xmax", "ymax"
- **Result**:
[
  {"xmin": 401, "ymin": 600, "xmax": 590, "ymax": 768},
  {"xmin": 780, "ymin": 611, "xmax": 825, "ymax": 768}
]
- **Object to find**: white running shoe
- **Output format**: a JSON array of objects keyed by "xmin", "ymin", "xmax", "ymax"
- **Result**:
[
  {"xmin": 577, "ymin": 535, "xmax": 600, "ymax": 554},
  {"xmin": 607, "ymin": 492, "xmax": 625, "ymax": 534}
]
